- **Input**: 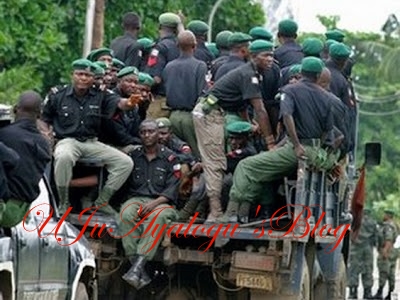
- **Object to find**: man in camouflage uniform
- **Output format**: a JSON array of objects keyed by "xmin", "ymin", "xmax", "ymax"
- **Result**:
[
  {"xmin": 374, "ymin": 209, "xmax": 398, "ymax": 299},
  {"xmin": 348, "ymin": 208, "xmax": 378, "ymax": 299}
]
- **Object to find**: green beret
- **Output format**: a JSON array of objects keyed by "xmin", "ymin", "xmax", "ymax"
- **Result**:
[
  {"xmin": 156, "ymin": 117, "xmax": 171, "ymax": 128},
  {"xmin": 138, "ymin": 38, "xmax": 155, "ymax": 50},
  {"xmin": 206, "ymin": 42, "xmax": 219, "ymax": 58},
  {"xmin": 301, "ymin": 57, "xmax": 324, "ymax": 73},
  {"xmin": 325, "ymin": 39, "xmax": 339, "ymax": 49},
  {"xmin": 112, "ymin": 58, "xmax": 125, "ymax": 70},
  {"xmin": 72, "ymin": 59, "xmax": 96, "ymax": 73},
  {"xmin": 187, "ymin": 20, "xmax": 209, "ymax": 36},
  {"xmin": 158, "ymin": 12, "xmax": 181, "ymax": 28},
  {"xmin": 215, "ymin": 30, "xmax": 233, "ymax": 48},
  {"xmin": 92, "ymin": 62, "xmax": 106, "ymax": 76},
  {"xmin": 278, "ymin": 19, "xmax": 298, "ymax": 36},
  {"xmin": 325, "ymin": 29, "xmax": 345, "ymax": 42},
  {"xmin": 228, "ymin": 32, "xmax": 253, "ymax": 47},
  {"xmin": 226, "ymin": 121, "xmax": 252, "ymax": 136},
  {"xmin": 384, "ymin": 209, "xmax": 395, "ymax": 216},
  {"xmin": 87, "ymin": 48, "xmax": 113, "ymax": 62},
  {"xmin": 249, "ymin": 39, "xmax": 274, "ymax": 54},
  {"xmin": 329, "ymin": 42, "xmax": 351, "ymax": 59},
  {"xmin": 302, "ymin": 37, "xmax": 324, "ymax": 57},
  {"xmin": 138, "ymin": 72, "xmax": 155, "ymax": 87},
  {"xmin": 249, "ymin": 26, "xmax": 273, "ymax": 41},
  {"xmin": 117, "ymin": 66, "xmax": 139, "ymax": 79},
  {"xmin": 288, "ymin": 64, "xmax": 302, "ymax": 77}
]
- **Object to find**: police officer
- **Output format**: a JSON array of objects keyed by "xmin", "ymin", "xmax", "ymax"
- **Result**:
[
  {"xmin": 214, "ymin": 32, "xmax": 253, "ymax": 81},
  {"xmin": 110, "ymin": 12, "xmax": 142, "ymax": 67},
  {"xmin": 0, "ymin": 91, "xmax": 51, "ymax": 227},
  {"xmin": 163, "ymin": 30, "xmax": 207, "ymax": 158},
  {"xmin": 325, "ymin": 29, "xmax": 354, "ymax": 79},
  {"xmin": 225, "ymin": 57, "xmax": 335, "ymax": 223},
  {"xmin": 374, "ymin": 209, "xmax": 398, "ymax": 299},
  {"xmin": 42, "ymin": 59, "xmax": 135, "ymax": 216},
  {"xmin": 145, "ymin": 12, "xmax": 181, "ymax": 119},
  {"xmin": 0, "ymin": 142, "xmax": 19, "ymax": 207},
  {"xmin": 348, "ymin": 208, "xmax": 378, "ymax": 299},
  {"xmin": 105, "ymin": 58, "xmax": 126, "ymax": 89},
  {"xmin": 137, "ymin": 37, "xmax": 155, "ymax": 71},
  {"xmin": 274, "ymin": 19, "xmax": 304, "ymax": 68},
  {"xmin": 136, "ymin": 72, "xmax": 155, "ymax": 121},
  {"xmin": 99, "ymin": 66, "xmax": 142, "ymax": 152},
  {"xmin": 187, "ymin": 20, "xmax": 214, "ymax": 67},
  {"xmin": 210, "ymin": 30, "xmax": 233, "ymax": 81},
  {"xmin": 193, "ymin": 40, "xmax": 275, "ymax": 223},
  {"xmin": 119, "ymin": 120, "xmax": 180, "ymax": 290}
]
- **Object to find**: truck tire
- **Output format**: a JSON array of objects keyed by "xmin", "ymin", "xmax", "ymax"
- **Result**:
[
  {"xmin": 75, "ymin": 282, "xmax": 89, "ymax": 300},
  {"xmin": 313, "ymin": 255, "xmax": 346, "ymax": 300}
]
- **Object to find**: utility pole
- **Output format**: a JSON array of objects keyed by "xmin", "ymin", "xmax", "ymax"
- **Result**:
[
  {"xmin": 92, "ymin": 0, "xmax": 105, "ymax": 49},
  {"xmin": 83, "ymin": 0, "xmax": 95, "ymax": 57}
]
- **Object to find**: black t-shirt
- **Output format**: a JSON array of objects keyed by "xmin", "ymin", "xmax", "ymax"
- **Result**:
[
  {"xmin": 214, "ymin": 55, "xmax": 246, "ymax": 82},
  {"xmin": 42, "ymin": 86, "xmax": 119, "ymax": 141},
  {"xmin": 210, "ymin": 62, "xmax": 262, "ymax": 112},
  {"xmin": 280, "ymin": 79, "xmax": 333, "ymax": 139},
  {"xmin": 274, "ymin": 40, "xmax": 304, "ymax": 69},
  {"xmin": 110, "ymin": 32, "xmax": 141, "ymax": 68}
]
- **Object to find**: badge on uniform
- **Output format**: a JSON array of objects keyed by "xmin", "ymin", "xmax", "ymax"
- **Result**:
[
  {"xmin": 251, "ymin": 76, "xmax": 259, "ymax": 84},
  {"xmin": 173, "ymin": 163, "xmax": 182, "ymax": 178},
  {"xmin": 147, "ymin": 49, "xmax": 159, "ymax": 67}
]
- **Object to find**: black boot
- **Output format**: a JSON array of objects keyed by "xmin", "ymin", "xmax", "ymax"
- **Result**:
[
  {"xmin": 122, "ymin": 255, "xmax": 151, "ymax": 290},
  {"xmin": 348, "ymin": 286, "xmax": 357, "ymax": 299},
  {"xmin": 363, "ymin": 286, "xmax": 374, "ymax": 299},
  {"xmin": 373, "ymin": 286, "xmax": 383, "ymax": 299}
]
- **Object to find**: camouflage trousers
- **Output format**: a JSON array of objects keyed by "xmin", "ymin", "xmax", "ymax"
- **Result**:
[
  {"xmin": 378, "ymin": 250, "xmax": 399, "ymax": 290},
  {"xmin": 348, "ymin": 244, "xmax": 374, "ymax": 288}
]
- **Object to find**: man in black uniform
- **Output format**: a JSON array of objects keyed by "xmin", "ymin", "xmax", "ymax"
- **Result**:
[
  {"xmin": 42, "ymin": 59, "xmax": 135, "ymax": 216},
  {"xmin": 87, "ymin": 48, "xmax": 114, "ymax": 67},
  {"xmin": 226, "ymin": 57, "xmax": 336, "ymax": 223},
  {"xmin": 274, "ymin": 19, "xmax": 304, "ymax": 68},
  {"xmin": 163, "ymin": 30, "xmax": 207, "ymax": 158},
  {"xmin": 193, "ymin": 40, "xmax": 276, "ymax": 223},
  {"xmin": 210, "ymin": 30, "xmax": 233, "ymax": 82},
  {"xmin": 187, "ymin": 20, "xmax": 214, "ymax": 67},
  {"xmin": 119, "ymin": 120, "xmax": 180, "ymax": 290},
  {"xmin": 110, "ymin": 12, "xmax": 142, "ymax": 68},
  {"xmin": 0, "ymin": 91, "xmax": 51, "ymax": 227},
  {"xmin": 145, "ymin": 12, "xmax": 181, "ymax": 119},
  {"xmin": 214, "ymin": 32, "xmax": 253, "ymax": 81},
  {"xmin": 137, "ymin": 37, "xmax": 155, "ymax": 71}
]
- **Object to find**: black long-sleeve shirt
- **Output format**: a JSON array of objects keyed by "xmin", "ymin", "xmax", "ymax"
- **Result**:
[
  {"xmin": 0, "ymin": 119, "xmax": 51, "ymax": 203},
  {"xmin": 0, "ymin": 141, "xmax": 20, "ymax": 200},
  {"xmin": 126, "ymin": 146, "xmax": 180, "ymax": 205}
]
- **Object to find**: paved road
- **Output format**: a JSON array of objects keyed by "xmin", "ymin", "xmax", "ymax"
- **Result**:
[{"xmin": 346, "ymin": 249, "xmax": 400, "ymax": 299}]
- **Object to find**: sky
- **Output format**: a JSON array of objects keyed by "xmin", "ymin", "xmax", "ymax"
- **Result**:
[{"xmin": 291, "ymin": 0, "xmax": 400, "ymax": 33}]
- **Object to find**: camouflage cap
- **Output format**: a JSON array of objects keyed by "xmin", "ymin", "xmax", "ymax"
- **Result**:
[
  {"xmin": 249, "ymin": 26, "xmax": 273, "ymax": 42},
  {"xmin": 302, "ymin": 37, "xmax": 324, "ymax": 57},
  {"xmin": 117, "ymin": 66, "xmax": 139, "ymax": 78},
  {"xmin": 187, "ymin": 20, "xmax": 209, "ymax": 36},
  {"xmin": 325, "ymin": 29, "xmax": 345, "ymax": 42},
  {"xmin": 87, "ymin": 48, "xmax": 113, "ymax": 62},
  {"xmin": 215, "ymin": 30, "xmax": 233, "ymax": 48},
  {"xmin": 158, "ymin": 12, "xmax": 181, "ymax": 28}
]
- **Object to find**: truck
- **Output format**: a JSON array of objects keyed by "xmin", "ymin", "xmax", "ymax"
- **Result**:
[{"xmin": 64, "ymin": 140, "xmax": 381, "ymax": 300}]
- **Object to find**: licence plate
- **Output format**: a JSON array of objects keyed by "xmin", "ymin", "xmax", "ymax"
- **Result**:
[{"xmin": 236, "ymin": 272, "xmax": 273, "ymax": 290}]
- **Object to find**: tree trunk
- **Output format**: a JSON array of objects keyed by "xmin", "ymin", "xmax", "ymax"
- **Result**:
[{"xmin": 91, "ymin": 0, "xmax": 105, "ymax": 49}]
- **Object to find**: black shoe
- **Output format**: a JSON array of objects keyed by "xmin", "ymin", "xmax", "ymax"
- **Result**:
[
  {"xmin": 363, "ymin": 287, "xmax": 374, "ymax": 299},
  {"xmin": 384, "ymin": 292, "xmax": 391, "ymax": 300},
  {"xmin": 373, "ymin": 288, "xmax": 383, "ymax": 300},
  {"xmin": 122, "ymin": 256, "xmax": 151, "ymax": 290},
  {"xmin": 348, "ymin": 286, "xmax": 357, "ymax": 299}
]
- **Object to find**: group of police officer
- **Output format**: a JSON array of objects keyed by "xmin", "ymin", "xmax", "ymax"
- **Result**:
[{"xmin": 0, "ymin": 10, "xmax": 398, "ymax": 294}]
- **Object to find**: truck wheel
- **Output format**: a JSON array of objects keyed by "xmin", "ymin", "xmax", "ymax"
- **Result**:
[{"xmin": 75, "ymin": 282, "xmax": 89, "ymax": 300}]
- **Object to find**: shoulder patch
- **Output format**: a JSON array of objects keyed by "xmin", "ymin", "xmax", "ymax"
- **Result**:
[
  {"xmin": 181, "ymin": 145, "xmax": 191, "ymax": 153},
  {"xmin": 173, "ymin": 163, "xmax": 181, "ymax": 171},
  {"xmin": 251, "ymin": 76, "xmax": 259, "ymax": 84},
  {"xmin": 168, "ymin": 154, "xmax": 176, "ymax": 162},
  {"xmin": 150, "ymin": 49, "xmax": 159, "ymax": 57}
]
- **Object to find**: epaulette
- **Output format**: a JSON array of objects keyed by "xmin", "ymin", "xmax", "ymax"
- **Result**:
[{"xmin": 43, "ymin": 85, "xmax": 67, "ymax": 105}]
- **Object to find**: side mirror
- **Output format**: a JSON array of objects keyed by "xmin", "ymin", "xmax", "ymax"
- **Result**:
[{"xmin": 365, "ymin": 142, "xmax": 381, "ymax": 166}]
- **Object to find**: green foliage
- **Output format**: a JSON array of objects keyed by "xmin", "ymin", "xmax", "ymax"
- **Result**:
[{"xmin": 316, "ymin": 15, "xmax": 341, "ymax": 30}]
